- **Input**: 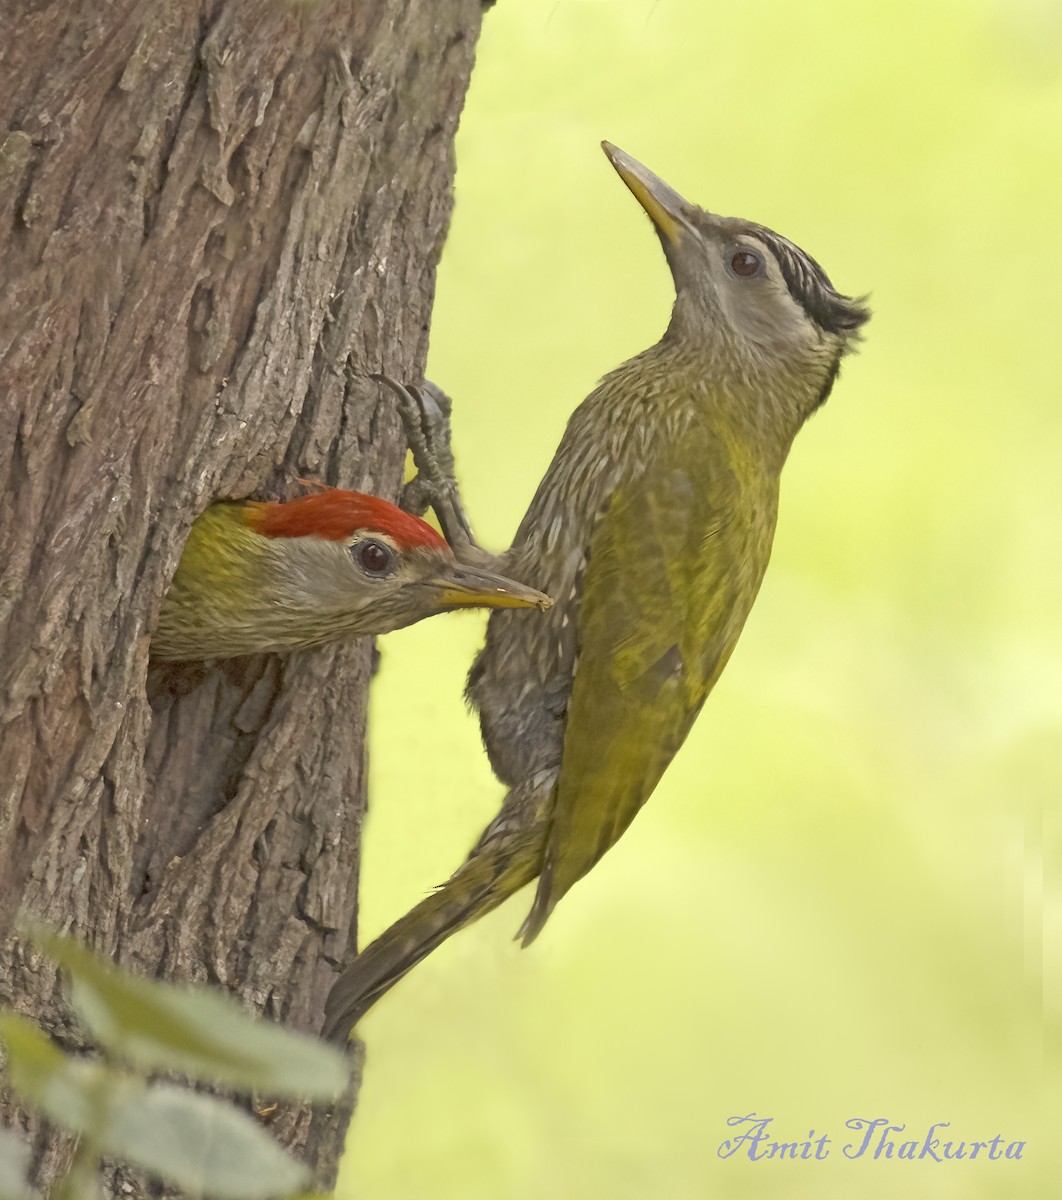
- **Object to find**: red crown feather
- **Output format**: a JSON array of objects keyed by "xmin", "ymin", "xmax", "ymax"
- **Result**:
[{"xmin": 243, "ymin": 489, "xmax": 447, "ymax": 551}]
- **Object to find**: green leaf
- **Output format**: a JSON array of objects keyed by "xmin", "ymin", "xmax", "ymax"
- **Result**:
[
  {"xmin": 104, "ymin": 1082, "xmax": 310, "ymax": 1199},
  {"xmin": 0, "ymin": 1014, "xmax": 310, "ymax": 1199},
  {"xmin": 51, "ymin": 1154, "xmax": 103, "ymax": 1200},
  {"xmin": 0, "ymin": 1013, "xmax": 104, "ymax": 1132},
  {"xmin": 21, "ymin": 924, "xmax": 349, "ymax": 1101},
  {"xmin": 0, "ymin": 1127, "xmax": 35, "ymax": 1200}
]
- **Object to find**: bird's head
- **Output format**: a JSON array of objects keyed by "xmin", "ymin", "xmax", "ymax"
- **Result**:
[
  {"xmin": 153, "ymin": 488, "xmax": 552, "ymax": 662},
  {"xmin": 602, "ymin": 141, "xmax": 869, "ymax": 429},
  {"xmin": 241, "ymin": 489, "xmax": 551, "ymax": 639}
]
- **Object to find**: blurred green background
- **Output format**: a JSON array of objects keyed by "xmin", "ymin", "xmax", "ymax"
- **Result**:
[{"xmin": 338, "ymin": 0, "xmax": 1061, "ymax": 1196}]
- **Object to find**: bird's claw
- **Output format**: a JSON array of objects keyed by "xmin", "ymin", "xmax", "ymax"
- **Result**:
[
  {"xmin": 371, "ymin": 374, "xmax": 454, "ymax": 481},
  {"xmin": 372, "ymin": 374, "xmax": 481, "ymax": 558},
  {"xmin": 399, "ymin": 475, "xmax": 433, "ymax": 519}
]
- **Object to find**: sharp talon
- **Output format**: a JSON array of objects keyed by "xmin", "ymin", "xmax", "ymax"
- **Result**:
[
  {"xmin": 371, "ymin": 375, "xmax": 480, "ymax": 555},
  {"xmin": 410, "ymin": 385, "xmax": 445, "ymax": 429},
  {"xmin": 420, "ymin": 380, "xmax": 454, "ymax": 417}
]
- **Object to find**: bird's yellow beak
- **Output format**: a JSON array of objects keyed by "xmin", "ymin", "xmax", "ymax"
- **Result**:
[
  {"xmin": 602, "ymin": 141, "xmax": 693, "ymax": 248},
  {"xmin": 430, "ymin": 564, "xmax": 552, "ymax": 612}
]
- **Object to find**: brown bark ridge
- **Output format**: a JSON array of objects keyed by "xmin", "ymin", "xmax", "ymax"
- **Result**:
[{"xmin": 0, "ymin": 0, "xmax": 484, "ymax": 1191}]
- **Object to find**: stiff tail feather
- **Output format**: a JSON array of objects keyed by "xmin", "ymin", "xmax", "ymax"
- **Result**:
[{"xmin": 322, "ymin": 831, "xmax": 542, "ymax": 1043}]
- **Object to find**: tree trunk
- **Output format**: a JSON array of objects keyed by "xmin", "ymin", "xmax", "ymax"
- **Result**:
[{"xmin": 0, "ymin": 0, "xmax": 484, "ymax": 1191}]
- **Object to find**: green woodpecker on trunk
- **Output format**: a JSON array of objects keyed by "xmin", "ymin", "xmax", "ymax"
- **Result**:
[
  {"xmin": 323, "ymin": 143, "xmax": 869, "ymax": 1040},
  {"xmin": 151, "ymin": 488, "xmax": 550, "ymax": 662}
]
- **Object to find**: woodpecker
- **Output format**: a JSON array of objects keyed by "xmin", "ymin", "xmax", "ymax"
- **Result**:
[
  {"xmin": 150, "ymin": 488, "xmax": 551, "ymax": 662},
  {"xmin": 323, "ymin": 143, "xmax": 869, "ymax": 1039}
]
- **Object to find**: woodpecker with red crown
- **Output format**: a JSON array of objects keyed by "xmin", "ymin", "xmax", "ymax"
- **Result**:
[{"xmin": 151, "ymin": 487, "xmax": 550, "ymax": 662}]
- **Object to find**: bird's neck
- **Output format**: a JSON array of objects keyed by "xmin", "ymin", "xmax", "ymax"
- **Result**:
[{"xmin": 647, "ymin": 329, "xmax": 827, "ymax": 473}]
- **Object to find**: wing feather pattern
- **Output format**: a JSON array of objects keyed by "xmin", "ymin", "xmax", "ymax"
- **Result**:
[{"xmin": 521, "ymin": 425, "xmax": 769, "ymax": 941}]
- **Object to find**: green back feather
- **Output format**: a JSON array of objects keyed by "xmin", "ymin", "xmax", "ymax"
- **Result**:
[{"xmin": 523, "ymin": 416, "xmax": 780, "ymax": 938}]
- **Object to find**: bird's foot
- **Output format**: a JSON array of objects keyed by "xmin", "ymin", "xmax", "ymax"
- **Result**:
[{"xmin": 373, "ymin": 375, "xmax": 485, "ymax": 562}]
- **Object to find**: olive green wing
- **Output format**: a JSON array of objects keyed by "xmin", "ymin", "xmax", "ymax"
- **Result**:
[{"xmin": 520, "ymin": 447, "xmax": 753, "ymax": 943}]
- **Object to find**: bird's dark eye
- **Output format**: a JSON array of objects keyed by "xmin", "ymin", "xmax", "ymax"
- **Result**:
[
  {"xmin": 354, "ymin": 539, "xmax": 395, "ymax": 577},
  {"xmin": 729, "ymin": 249, "xmax": 763, "ymax": 278}
]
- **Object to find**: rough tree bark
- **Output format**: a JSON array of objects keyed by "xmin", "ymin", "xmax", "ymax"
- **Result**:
[{"xmin": 0, "ymin": 0, "xmax": 485, "ymax": 1192}]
